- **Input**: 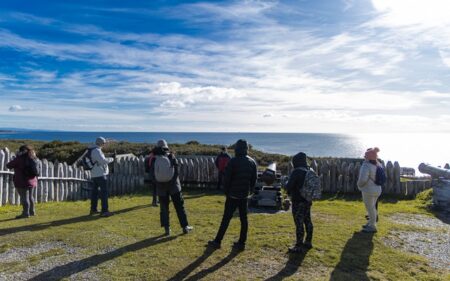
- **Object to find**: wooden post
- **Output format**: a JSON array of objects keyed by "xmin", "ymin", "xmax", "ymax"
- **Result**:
[
  {"xmin": 329, "ymin": 159, "xmax": 336, "ymax": 192},
  {"xmin": 68, "ymin": 165, "xmax": 74, "ymax": 201},
  {"xmin": 385, "ymin": 161, "xmax": 394, "ymax": 194},
  {"xmin": 0, "ymin": 149, "xmax": 4, "ymax": 207},
  {"xmin": 48, "ymin": 161, "xmax": 54, "ymax": 201},
  {"xmin": 347, "ymin": 163, "xmax": 355, "ymax": 193},
  {"xmin": 394, "ymin": 162, "xmax": 401, "ymax": 194}
]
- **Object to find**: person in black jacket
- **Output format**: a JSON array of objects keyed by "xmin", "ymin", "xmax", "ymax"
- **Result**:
[
  {"xmin": 208, "ymin": 139, "xmax": 257, "ymax": 251},
  {"xmin": 149, "ymin": 139, "xmax": 193, "ymax": 236},
  {"xmin": 286, "ymin": 152, "xmax": 313, "ymax": 253}
]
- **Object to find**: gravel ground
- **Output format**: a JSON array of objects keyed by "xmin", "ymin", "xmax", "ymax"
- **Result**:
[
  {"xmin": 0, "ymin": 242, "xmax": 100, "ymax": 281},
  {"xmin": 384, "ymin": 213, "xmax": 450, "ymax": 270}
]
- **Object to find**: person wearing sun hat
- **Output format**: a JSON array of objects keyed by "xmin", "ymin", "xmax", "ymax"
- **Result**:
[{"xmin": 357, "ymin": 147, "xmax": 382, "ymax": 233}]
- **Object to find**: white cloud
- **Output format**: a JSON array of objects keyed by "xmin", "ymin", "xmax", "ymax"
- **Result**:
[
  {"xmin": 8, "ymin": 105, "xmax": 30, "ymax": 112},
  {"xmin": 262, "ymin": 113, "xmax": 274, "ymax": 118}
]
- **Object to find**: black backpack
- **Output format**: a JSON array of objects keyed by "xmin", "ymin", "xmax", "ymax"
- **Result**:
[
  {"xmin": 24, "ymin": 157, "xmax": 40, "ymax": 178},
  {"xmin": 79, "ymin": 148, "xmax": 96, "ymax": 170}
]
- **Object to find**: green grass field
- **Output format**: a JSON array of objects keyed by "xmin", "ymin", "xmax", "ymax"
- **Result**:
[{"xmin": 0, "ymin": 190, "xmax": 447, "ymax": 281}]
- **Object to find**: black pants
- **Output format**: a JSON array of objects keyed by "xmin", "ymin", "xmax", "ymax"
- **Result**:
[
  {"xmin": 292, "ymin": 200, "xmax": 313, "ymax": 246},
  {"xmin": 215, "ymin": 197, "xmax": 248, "ymax": 244},
  {"xmin": 91, "ymin": 176, "xmax": 109, "ymax": 213},
  {"xmin": 159, "ymin": 192, "xmax": 189, "ymax": 228},
  {"xmin": 150, "ymin": 181, "xmax": 157, "ymax": 204},
  {"xmin": 217, "ymin": 172, "xmax": 225, "ymax": 190},
  {"xmin": 17, "ymin": 187, "xmax": 35, "ymax": 216}
]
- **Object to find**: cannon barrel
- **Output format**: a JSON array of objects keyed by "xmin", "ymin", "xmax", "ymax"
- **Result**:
[{"xmin": 418, "ymin": 163, "xmax": 450, "ymax": 179}]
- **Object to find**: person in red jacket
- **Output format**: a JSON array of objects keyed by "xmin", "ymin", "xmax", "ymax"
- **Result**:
[
  {"xmin": 6, "ymin": 145, "xmax": 38, "ymax": 219},
  {"xmin": 215, "ymin": 146, "xmax": 231, "ymax": 190}
]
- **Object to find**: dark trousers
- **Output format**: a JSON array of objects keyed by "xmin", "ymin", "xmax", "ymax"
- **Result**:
[
  {"xmin": 159, "ymin": 192, "xmax": 189, "ymax": 228},
  {"xmin": 217, "ymin": 172, "xmax": 225, "ymax": 190},
  {"xmin": 215, "ymin": 197, "xmax": 248, "ymax": 244},
  {"xmin": 292, "ymin": 200, "xmax": 313, "ymax": 246},
  {"xmin": 150, "ymin": 181, "xmax": 157, "ymax": 204},
  {"xmin": 91, "ymin": 176, "xmax": 109, "ymax": 213},
  {"xmin": 17, "ymin": 187, "xmax": 35, "ymax": 216}
]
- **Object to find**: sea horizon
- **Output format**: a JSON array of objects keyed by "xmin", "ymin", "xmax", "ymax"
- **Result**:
[{"xmin": 1, "ymin": 130, "xmax": 449, "ymax": 172}]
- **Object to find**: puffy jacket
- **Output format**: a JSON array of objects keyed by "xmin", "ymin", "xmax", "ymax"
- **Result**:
[
  {"xmin": 223, "ymin": 140, "xmax": 257, "ymax": 199},
  {"xmin": 286, "ymin": 152, "xmax": 308, "ymax": 202},
  {"xmin": 215, "ymin": 152, "xmax": 231, "ymax": 172},
  {"xmin": 6, "ymin": 153, "xmax": 38, "ymax": 189},
  {"xmin": 149, "ymin": 147, "xmax": 182, "ymax": 195},
  {"xmin": 357, "ymin": 160, "xmax": 382, "ymax": 194},
  {"xmin": 89, "ymin": 145, "xmax": 114, "ymax": 178}
]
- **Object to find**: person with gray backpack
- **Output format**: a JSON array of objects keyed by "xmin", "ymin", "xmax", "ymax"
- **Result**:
[
  {"xmin": 149, "ymin": 139, "xmax": 193, "ymax": 236},
  {"xmin": 286, "ymin": 152, "xmax": 321, "ymax": 253}
]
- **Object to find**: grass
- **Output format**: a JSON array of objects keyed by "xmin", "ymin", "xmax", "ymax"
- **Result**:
[{"xmin": 0, "ymin": 189, "xmax": 448, "ymax": 281}]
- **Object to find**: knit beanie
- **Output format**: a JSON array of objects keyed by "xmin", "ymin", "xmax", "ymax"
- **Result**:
[{"xmin": 364, "ymin": 147, "xmax": 380, "ymax": 161}]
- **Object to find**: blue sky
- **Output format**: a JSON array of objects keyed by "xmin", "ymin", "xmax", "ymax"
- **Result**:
[{"xmin": 0, "ymin": 0, "xmax": 449, "ymax": 132}]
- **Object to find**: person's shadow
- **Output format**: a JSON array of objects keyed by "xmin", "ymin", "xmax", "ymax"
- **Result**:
[
  {"xmin": 329, "ymin": 232, "xmax": 375, "ymax": 281},
  {"xmin": 0, "ymin": 204, "xmax": 149, "ymax": 237},
  {"xmin": 28, "ymin": 234, "xmax": 178, "ymax": 281},
  {"xmin": 168, "ymin": 247, "xmax": 241, "ymax": 281},
  {"xmin": 265, "ymin": 249, "xmax": 310, "ymax": 281}
]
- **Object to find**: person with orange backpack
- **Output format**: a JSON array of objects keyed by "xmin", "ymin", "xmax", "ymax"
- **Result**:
[{"xmin": 215, "ymin": 146, "xmax": 231, "ymax": 190}]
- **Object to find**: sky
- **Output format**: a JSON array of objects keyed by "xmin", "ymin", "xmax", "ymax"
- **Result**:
[{"xmin": 0, "ymin": 0, "xmax": 449, "ymax": 133}]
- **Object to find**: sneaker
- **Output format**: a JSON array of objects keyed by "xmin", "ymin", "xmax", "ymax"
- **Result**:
[
  {"xmin": 183, "ymin": 225, "xmax": 194, "ymax": 234},
  {"xmin": 207, "ymin": 240, "xmax": 221, "ymax": 249},
  {"xmin": 362, "ymin": 223, "xmax": 370, "ymax": 228},
  {"xmin": 90, "ymin": 210, "xmax": 99, "ymax": 216},
  {"xmin": 288, "ymin": 245, "xmax": 303, "ymax": 253},
  {"xmin": 232, "ymin": 242, "xmax": 245, "ymax": 251},
  {"xmin": 100, "ymin": 211, "xmax": 114, "ymax": 217},
  {"xmin": 152, "ymin": 201, "xmax": 158, "ymax": 207},
  {"xmin": 362, "ymin": 226, "xmax": 377, "ymax": 233},
  {"xmin": 15, "ymin": 214, "xmax": 29, "ymax": 219},
  {"xmin": 164, "ymin": 227, "xmax": 171, "ymax": 236}
]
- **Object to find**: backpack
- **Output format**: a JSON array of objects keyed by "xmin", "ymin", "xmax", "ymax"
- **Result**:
[
  {"xmin": 154, "ymin": 155, "xmax": 175, "ymax": 183},
  {"xmin": 217, "ymin": 156, "xmax": 230, "ymax": 172},
  {"xmin": 374, "ymin": 165, "xmax": 386, "ymax": 186},
  {"xmin": 298, "ymin": 167, "xmax": 321, "ymax": 202},
  {"xmin": 79, "ymin": 148, "xmax": 96, "ymax": 171},
  {"xmin": 24, "ymin": 157, "xmax": 40, "ymax": 178}
]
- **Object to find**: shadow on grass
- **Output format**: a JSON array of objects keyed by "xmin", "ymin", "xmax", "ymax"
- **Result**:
[
  {"xmin": 322, "ymin": 193, "xmax": 402, "ymax": 204},
  {"xmin": 183, "ymin": 249, "xmax": 241, "ymax": 281},
  {"xmin": 28, "ymin": 234, "xmax": 178, "ymax": 281},
  {"xmin": 264, "ymin": 249, "xmax": 310, "ymax": 281},
  {"xmin": 0, "ymin": 204, "xmax": 149, "ymax": 237},
  {"xmin": 329, "ymin": 231, "xmax": 375, "ymax": 281},
  {"xmin": 167, "ymin": 246, "xmax": 218, "ymax": 281}
]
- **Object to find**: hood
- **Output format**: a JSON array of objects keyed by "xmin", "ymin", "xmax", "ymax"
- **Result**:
[
  {"xmin": 292, "ymin": 152, "xmax": 307, "ymax": 168},
  {"xmin": 234, "ymin": 139, "xmax": 249, "ymax": 156}
]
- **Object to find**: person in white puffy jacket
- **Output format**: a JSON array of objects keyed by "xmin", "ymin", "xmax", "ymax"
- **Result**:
[
  {"xmin": 357, "ymin": 147, "xmax": 382, "ymax": 233},
  {"xmin": 89, "ymin": 137, "xmax": 114, "ymax": 217}
]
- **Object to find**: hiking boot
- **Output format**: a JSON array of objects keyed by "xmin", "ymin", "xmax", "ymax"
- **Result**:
[
  {"xmin": 100, "ymin": 211, "xmax": 114, "ymax": 217},
  {"xmin": 232, "ymin": 242, "xmax": 246, "ymax": 251},
  {"xmin": 183, "ymin": 225, "xmax": 194, "ymax": 234},
  {"xmin": 288, "ymin": 245, "xmax": 303, "ymax": 253},
  {"xmin": 15, "ymin": 214, "xmax": 29, "ymax": 219},
  {"xmin": 164, "ymin": 227, "xmax": 171, "ymax": 236},
  {"xmin": 90, "ymin": 210, "xmax": 99, "ymax": 216},
  {"xmin": 207, "ymin": 240, "xmax": 221, "ymax": 249}
]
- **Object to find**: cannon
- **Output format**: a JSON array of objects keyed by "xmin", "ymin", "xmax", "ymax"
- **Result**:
[
  {"xmin": 418, "ymin": 163, "xmax": 450, "ymax": 212},
  {"xmin": 418, "ymin": 163, "xmax": 450, "ymax": 179},
  {"xmin": 249, "ymin": 162, "xmax": 288, "ymax": 210}
]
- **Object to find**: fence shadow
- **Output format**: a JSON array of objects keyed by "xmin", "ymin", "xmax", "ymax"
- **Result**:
[
  {"xmin": 167, "ymin": 246, "xmax": 218, "ymax": 281},
  {"xmin": 329, "ymin": 231, "xmax": 375, "ymax": 281},
  {"xmin": 0, "ymin": 204, "xmax": 149, "ymax": 237},
  {"xmin": 28, "ymin": 234, "xmax": 178, "ymax": 281},
  {"xmin": 264, "ymin": 249, "xmax": 310, "ymax": 281}
]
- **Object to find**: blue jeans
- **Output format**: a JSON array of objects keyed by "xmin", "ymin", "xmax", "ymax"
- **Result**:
[{"xmin": 91, "ymin": 176, "xmax": 109, "ymax": 213}]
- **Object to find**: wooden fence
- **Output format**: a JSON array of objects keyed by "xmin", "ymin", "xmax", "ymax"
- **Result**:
[
  {"xmin": 0, "ymin": 146, "xmax": 435, "ymax": 207},
  {"xmin": 306, "ymin": 159, "xmax": 432, "ymax": 197}
]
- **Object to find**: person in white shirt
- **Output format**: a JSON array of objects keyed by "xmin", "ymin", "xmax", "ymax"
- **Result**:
[{"xmin": 89, "ymin": 137, "xmax": 114, "ymax": 217}]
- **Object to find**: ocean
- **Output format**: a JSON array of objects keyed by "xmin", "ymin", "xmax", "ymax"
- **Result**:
[{"xmin": 0, "ymin": 131, "xmax": 448, "ymax": 171}]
